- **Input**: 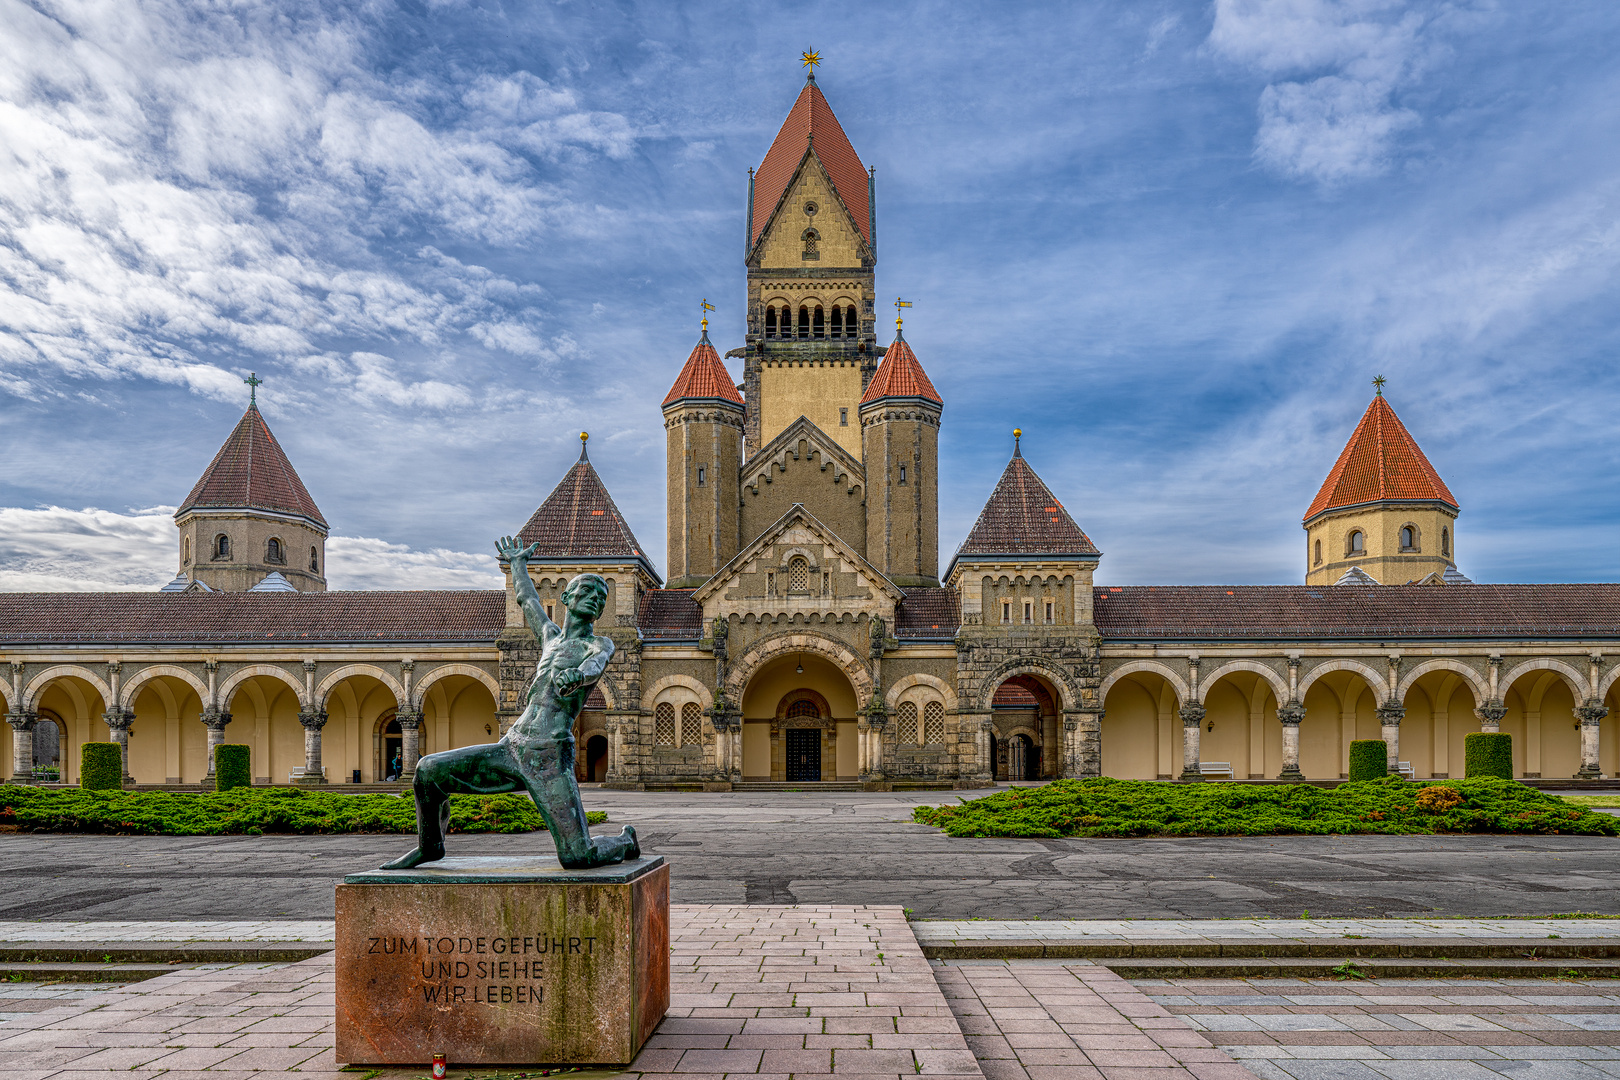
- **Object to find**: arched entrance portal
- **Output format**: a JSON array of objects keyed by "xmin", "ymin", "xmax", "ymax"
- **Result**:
[
  {"xmin": 583, "ymin": 734, "xmax": 609, "ymax": 783},
  {"xmin": 739, "ymin": 648, "xmax": 860, "ymax": 782},
  {"xmin": 32, "ymin": 713, "xmax": 62, "ymax": 781},
  {"xmin": 988, "ymin": 675, "xmax": 1059, "ymax": 780},
  {"xmin": 378, "ymin": 714, "xmax": 402, "ymax": 781}
]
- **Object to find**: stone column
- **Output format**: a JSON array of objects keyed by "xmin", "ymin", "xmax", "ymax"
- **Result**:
[
  {"xmin": 1377, "ymin": 704, "xmax": 1405, "ymax": 774},
  {"xmin": 1179, "ymin": 703, "xmax": 1205, "ymax": 780},
  {"xmin": 6, "ymin": 711, "xmax": 36, "ymax": 783},
  {"xmin": 1070, "ymin": 711, "xmax": 1102, "ymax": 778},
  {"xmin": 102, "ymin": 706, "xmax": 135, "ymax": 786},
  {"xmin": 1277, "ymin": 703, "xmax": 1305, "ymax": 780},
  {"xmin": 297, "ymin": 707, "xmax": 329, "ymax": 784},
  {"xmin": 856, "ymin": 718, "xmax": 869, "ymax": 777},
  {"xmin": 868, "ymin": 715, "xmax": 886, "ymax": 779},
  {"xmin": 1577, "ymin": 703, "xmax": 1608, "ymax": 779},
  {"xmin": 977, "ymin": 717, "xmax": 993, "ymax": 781},
  {"xmin": 395, "ymin": 707, "xmax": 422, "ymax": 781},
  {"xmin": 1477, "ymin": 702, "xmax": 1506, "ymax": 733},
  {"xmin": 201, "ymin": 706, "xmax": 231, "ymax": 780}
]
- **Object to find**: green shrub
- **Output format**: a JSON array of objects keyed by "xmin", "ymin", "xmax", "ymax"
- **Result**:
[
  {"xmin": 1347, "ymin": 740, "xmax": 1388, "ymax": 782},
  {"xmin": 79, "ymin": 743, "xmax": 123, "ymax": 791},
  {"xmin": 910, "ymin": 775, "xmax": 1617, "ymax": 839},
  {"xmin": 0, "ymin": 786, "xmax": 607, "ymax": 835},
  {"xmin": 214, "ymin": 745, "xmax": 251, "ymax": 792},
  {"xmin": 1466, "ymin": 732, "xmax": 1514, "ymax": 779}
]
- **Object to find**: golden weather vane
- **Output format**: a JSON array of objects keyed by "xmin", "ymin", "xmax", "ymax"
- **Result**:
[
  {"xmin": 894, "ymin": 296, "xmax": 912, "ymax": 331},
  {"xmin": 701, "ymin": 298, "xmax": 715, "ymax": 334},
  {"xmin": 1373, "ymin": 374, "xmax": 1386, "ymax": 396},
  {"xmin": 802, "ymin": 49, "xmax": 821, "ymax": 71}
]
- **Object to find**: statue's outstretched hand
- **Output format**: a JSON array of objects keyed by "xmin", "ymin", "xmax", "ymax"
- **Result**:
[{"xmin": 495, "ymin": 536, "xmax": 540, "ymax": 563}]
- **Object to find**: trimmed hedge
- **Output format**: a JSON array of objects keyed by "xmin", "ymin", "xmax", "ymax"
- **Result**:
[
  {"xmin": 80, "ymin": 743, "xmax": 123, "ymax": 791},
  {"xmin": 0, "ymin": 786, "xmax": 608, "ymax": 836},
  {"xmin": 1466, "ymin": 732, "xmax": 1514, "ymax": 779},
  {"xmin": 1348, "ymin": 740, "xmax": 1388, "ymax": 782},
  {"xmin": 911, "ymin": 775, "xmax": 1620, "ymax": 838},
  {"xmin": 215, "ymin": 745, "xmax": 251, "ymax": 792}
]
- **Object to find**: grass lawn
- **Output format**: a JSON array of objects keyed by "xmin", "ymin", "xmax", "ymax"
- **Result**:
[
  {"xmin": 0, "ymin": 785, "xmax": 606, "ymax": 836},
  {"xmin": 912, "ymin": 775, "xmax": 1620, "ymax": 838}
]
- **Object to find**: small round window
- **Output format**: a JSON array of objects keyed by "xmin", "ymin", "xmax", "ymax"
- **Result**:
[{"xmin": 803, "ymin": 201, "xmax": 818, "ymax": 215}]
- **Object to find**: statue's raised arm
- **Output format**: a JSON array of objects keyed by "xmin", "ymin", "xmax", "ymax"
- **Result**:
[{"xmin": 496, "ymin": 535, "xmax": 559, "ymax": 642}]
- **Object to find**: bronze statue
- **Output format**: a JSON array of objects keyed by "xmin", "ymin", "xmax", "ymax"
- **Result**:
[{"xmin": 382, "ymin": 537, "xmax": 639, "ymax": 870}]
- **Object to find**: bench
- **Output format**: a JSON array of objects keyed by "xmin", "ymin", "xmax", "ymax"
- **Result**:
[
  {"xmin": 1198, "ymin": 761, "xmax": 1235, "ymax": 778},
  {"xmin": 1396, "ymin": 761, "xmax": 1415, "ymax": 779}
]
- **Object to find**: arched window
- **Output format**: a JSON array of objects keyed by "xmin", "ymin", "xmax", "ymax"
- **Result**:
[
  {"xmin": 786, "ymin": 699, "xmax": 819, "ymax": 719},
  {"xmin": 1313, "ymin": 539, "xmax": 1322, "ymax": 565},
  {"xmin": 765, "ymin": 305, "xmax": 778, "ymax": 338},
  {"xmin": 266, "ymin": 537, "xmax": 284, "ymax": 564},
  {"xmin": 696, "ymin": 465, "xmax": 706, "ymax": 487},
  {"xmin": 215, "ymin": 534, "xmax": 230, "ymax": 559},
  {"xmin": 801, "ymin": 228, "xmax": 819, "ymax": 259},
  {"xmin": 1400, "ymin": 525, "xmax": 1417, "ymax": 552},
  {"xmin": 1441, "ymin": 527, "xmax": 1450, "ymax": 557},
  {"xmin": 896, "ymin": 701, "xmax": 918, "ymax": 743},
  {"xmin": 1348, "ymin": 530, "xmax": 1364, "ymax": 555},
  {"xmin": 183, "ymin": 536, "xmax": 191, "ymax": 564},
  {"xmin": 310, "ymin": 546, "xmax": 319, "ymax": 572},
  {"xmin": 923, "ymin": 701, "xmax": 946, "ymax": 744},
  {"xmin": 798, "ymin": 305, "xmax": 809, "ymax": 339},
  {"xmin": 654, "ymin": 703, "xmax": 676, "ymax": 746},
  {"xmin": 830, "ymin": 306, "xmax": 843, "ymax": 337},
  {"xmin": 681, "ymin": 702, "xmax": 702, "ymax": 747},
  {"xmin": 812, "ymin": 305, "xmax": 825, "ymax": 338},
  {"xmin": 787, "ymin": 556, "xmax": 809, "ymax": 594},
  {"xmin": 843, "ymin": 304, "xmax": 857, "ymax": 338}
]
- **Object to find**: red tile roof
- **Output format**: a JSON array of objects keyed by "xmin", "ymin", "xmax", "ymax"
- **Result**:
[
  {"xmin": 517, "ymin": 448, "xmax": 656, "ymax": 578},
  {"xmin": 952, "ymin": 448, "xmax": 1099, "ymax": 563},
  {"xmin": 0, "ymin": 591, "xmax": 504, "ymax": 644},
  {"xmin": 637, "ymin": 589, "xmax": 704, "ymax": 640},
  {"xmin": 1306, "ymin": 395, "xmax": 1458, "ymax": 522},
  {"xmin": 752, "ymin": 76, "xmax": 869, "ymax": 247},
  {"xmin": 860, "ymin": 333, "xmax": 942, "ymax": 406},
  {"xmin": 894, "ymin": 588, "xmax": 960, "ymax": 640},
  {"xmin": 1093, "ymin": 584, "xmax": 1620, "ymax": 641},
  {"xmin": 178, "ymin": 406, "xmax": 326, "ymax": 528},
  {"xmin": 663, "ymin": 334, "xmax": 744, "ymax": 406}
]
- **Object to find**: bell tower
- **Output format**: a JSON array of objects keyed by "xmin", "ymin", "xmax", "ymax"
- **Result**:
[
  {"xmin": 663, "ymin": 318, "xmax": 745, "ymax": 588},
  {"xmin": 742, "ymin": 58, "xmax": 878, "ymax": 458}
]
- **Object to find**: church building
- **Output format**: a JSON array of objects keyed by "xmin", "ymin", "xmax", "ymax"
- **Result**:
[{"xmin": 2, "ymin": 70, "xmax": 1617, "ymax": 791}]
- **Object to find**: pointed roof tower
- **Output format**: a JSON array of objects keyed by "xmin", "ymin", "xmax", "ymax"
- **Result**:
[
  {"xmin": 517, "ymin": 434, "xmax": 661, "ymax": 584},
  {"xmin": 947, "ymin": 431, "xmax": 1100, "ymax": 583},
  {"xmin": 750, "ymin": 70, "xmax": 870, "ymax": 249},
  {"xmin": 1305, "ymin": 392, "xmax": 1458, "ymax": 524},
  {"xmin": 177, "ymin": 403, "xmax": 327, "ymax": 530},
  {"xmin": 663, "ymin": 326, "xmax": 744, "ymax": 407},
  {"xmin": 860, "ymin": 326, "xmax": 942, "ymax": 407}
]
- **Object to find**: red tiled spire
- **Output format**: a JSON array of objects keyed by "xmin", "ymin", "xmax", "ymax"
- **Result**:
[
  {"xmin": 955, "ymin": 438, "xmax": 1099, "ymax": 558},
  {"xmin": 663, "ymin": 331, "xmax": 744, "ymax": 407},
  {"xmin": 517, "ymin": 439, "xmax": 654, "ymax": 568},
  {"xmin": 178, "ymin": 405, "xmax": 326, "ymax": 529},
  {"xmin": 751, "ymin": 74, "xmax": 870, "ymax": 247},
  {"xmin": 860, "ymin": 330, "xmax": 942, "ymax": 406},
  {"xmin": 1305, "ymin": 394, "xmax": 1458, "ymax": 523}
]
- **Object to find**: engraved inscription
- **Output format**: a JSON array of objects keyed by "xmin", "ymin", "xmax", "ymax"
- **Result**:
[{"xmin": 369, "ymin": 933, "xmax": 599, "ymax": 1010}]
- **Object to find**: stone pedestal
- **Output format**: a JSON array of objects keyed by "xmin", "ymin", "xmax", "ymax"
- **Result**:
[{"xmin": 335, "ymin": 855, "xmax": 668, "ymax": 1067}]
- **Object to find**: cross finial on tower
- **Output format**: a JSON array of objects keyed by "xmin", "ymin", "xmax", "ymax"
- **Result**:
[
  {"xmin": 1373, "ymin": 374, "xmax": 1387, "ymax": 396},
  {"xmin": 1013, "ymin": 428, "xmax": 1022, "ymax": 457},
  {"xmin": 244, "ymin": 372, "xmax": 263, "ymax": 406}
]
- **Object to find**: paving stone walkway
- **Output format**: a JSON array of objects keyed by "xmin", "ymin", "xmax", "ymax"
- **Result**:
[
  {"xmin": 935, "ymin": 959, "xmax": 1257, "ymax": 1080},
  {"xmin": 1142, "ymin": 976, "xmax": 1620, "ymax": 1079},
  {"xmin": 912, "ymin": 920, "xmax": 1620, "ymax": 945}
]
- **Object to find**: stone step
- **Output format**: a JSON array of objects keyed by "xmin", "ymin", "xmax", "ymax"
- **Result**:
[
  {"xmin": 0, "ymin": 943, "xmax": 332, "ymax": 964},
  {"xmin": 1097, "ymin": 955, "xmax": 1620, "ymax": 979},
  {"xmin": 732, "ymin": 781, "xmax": 864, "ymax": 791},
  {"xmin": 0, "ymin": 962, "xmax": 181, "ymax": 983},
  {"xmin": 919, "ymin": 937, "xmax": 1620, "ymax": 960}
]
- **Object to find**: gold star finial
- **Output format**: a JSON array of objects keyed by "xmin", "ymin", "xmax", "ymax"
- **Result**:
[
  {"xmin": 1372, "ymin": 375, "xmax": 1386, "ymax": 396},
  {"xmin": 802, "ymin": 49, "xmax": 821, "ymax": 73}
]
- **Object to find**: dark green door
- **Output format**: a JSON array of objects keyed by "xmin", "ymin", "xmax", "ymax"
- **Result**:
[{"xmin": 785, "ymin": 729, "xmax": 821, "ymax": 782}]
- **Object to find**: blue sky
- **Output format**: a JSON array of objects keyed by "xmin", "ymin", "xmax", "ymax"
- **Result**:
[{"xmin": 1, "ymin": 0, "xmax": 1617, "ymax": 591}]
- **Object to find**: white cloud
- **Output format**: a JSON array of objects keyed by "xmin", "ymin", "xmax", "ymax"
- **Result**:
[
  {"xmin": 0, "ymin": 505, "xmax": 500, "ymax": 592},
  {"xmin": 1208, "ymin": 0, "xmax": 1438, "ymax": 184}
]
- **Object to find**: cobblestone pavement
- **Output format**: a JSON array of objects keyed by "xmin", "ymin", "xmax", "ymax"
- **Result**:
[
  {"xmin": 935, "ymin": 959, "xmax": 1256, "ymax": 1080},
  {"xmin": 5, "ymin": 789, "xmax": 1620, "ymax": 919},
  {"xmin": 1142, "ymin": 975, "xmax": 1620, "ymax": 1079}
]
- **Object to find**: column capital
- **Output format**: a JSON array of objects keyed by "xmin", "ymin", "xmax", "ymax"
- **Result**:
[
  {"xmin": 1375, "ymin": 703, "xmax": 1405, "ymax": 724},
  {"xmin": 204, "ymin": 658, "xmax": 219, "ymax": 673},
  {"xmin": 395, "ymin": 706, "xmax": 422, "ymax": 729},
  {"xmin": 1179, "ymin": 703, "xmax": 1206, "ymax": 726},
  {"xmin": 201, "ymin": 705, "xmax": 232, "ymax": 730},
  {"xmin": 5, "ymin": 710, "xmax": 37, "ymax": 731},
  {"xmin": 1277, "ymin": 703, "xmax": 1305, "ymax": 727},
  {"xmin": 1477, "ymin": 702, "xmax": 1507, "ymax": 724},
  {"xmin": 401, "ymin": 659, "xmax": 416, "ymax": 673},
  {"xmin": 106, "ymin": 659, "xmax": 122, "ymax": 675},
  {"xmin": 1577, "ymin": 703, "xmax": 1609, "ymax": 726},
  {"xmin": 297, "ymin": 707, "xmax": 329, "ymax": 731},
  {"xmin": 102, "ymin": 706, "xmax": 134, "ymax": 732}
]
